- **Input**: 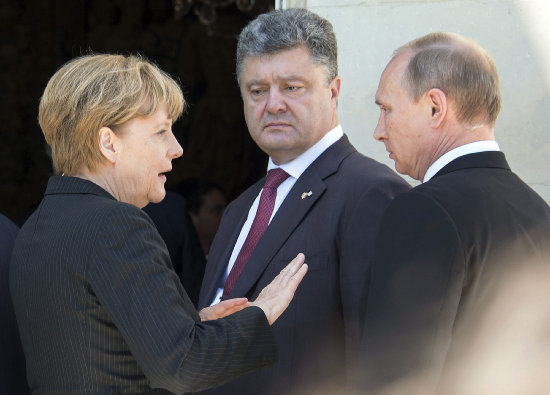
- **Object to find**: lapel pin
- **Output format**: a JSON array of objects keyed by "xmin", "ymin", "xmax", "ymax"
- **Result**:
[{"xmin": 301, "ymin": 191, "xmax": 313, "ymax": 199}]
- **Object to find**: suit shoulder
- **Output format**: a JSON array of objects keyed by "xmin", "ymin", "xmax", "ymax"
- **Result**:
[
  {"xmin": 343, "ymin": 152, "xmax": 407, "ymax": 180},
  {"xmin": 385, "ymin": 187, "xmax": 452, "ymax": 222},
  {"xmin": 44, "ymin": 192, "xmax": 156, "ymax": 237},
  {"xmin": 334, "ymin": 152, "xmax": 411, "ymax": 194}
]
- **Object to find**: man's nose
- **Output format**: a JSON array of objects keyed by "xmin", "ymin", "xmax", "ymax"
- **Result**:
[
  {"xmin": 373, "ymin": 118, "xmax": 386, "ymax": 141},
  {"xmin": 266, "ymin": 89, "xmax": 287, "ymax": 114}
]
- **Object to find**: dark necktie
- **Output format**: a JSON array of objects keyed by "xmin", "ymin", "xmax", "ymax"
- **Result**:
[{"xmin": 222, "ymin": 168, "xmax": 290, "ymax": 298}]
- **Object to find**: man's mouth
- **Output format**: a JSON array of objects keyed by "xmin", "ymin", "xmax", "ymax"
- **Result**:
[{"xmin": 264, "ymin": 121, "xmax": 291, "ymax": 129}]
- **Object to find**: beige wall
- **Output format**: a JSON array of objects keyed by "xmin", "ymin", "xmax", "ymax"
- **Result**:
[{"xmin": 286, "ymin": 0, "xmax": 550, "ymax": 201}]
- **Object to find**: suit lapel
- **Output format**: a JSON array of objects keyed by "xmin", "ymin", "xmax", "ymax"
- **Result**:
[
  {"xmin": 229, "ymin": 135, "xmax": 357, "ymax": 298},
  {"xmin": 200, "ymin": 181, "xmax": 264, "ymax": 305},
  {"xmin": 229, "ymin": 174, "xmax": 326, "ymax": 297}
]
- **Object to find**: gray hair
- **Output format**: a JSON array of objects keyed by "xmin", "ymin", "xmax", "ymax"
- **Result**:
[
  {"xmin": 396, "ymin": 32, "xmax": 501, "ymax": 126},
  {"xmin": 236, "ymin": 8, "xmax": 338, "ymax": 86}
]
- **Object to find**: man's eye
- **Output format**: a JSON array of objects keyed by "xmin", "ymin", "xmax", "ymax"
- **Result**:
[
  {"xmin": 251, "ymin": 89, "xmax": 265, "ymax": 96},
  {"xmin": 286, "ymin": 86, "xmax": 300, "ymax": 91}
]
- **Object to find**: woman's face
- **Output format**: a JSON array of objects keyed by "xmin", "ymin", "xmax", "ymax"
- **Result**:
[{"xmin": 113, "ymin": 102, "xmax": 183, "ymax": 208}]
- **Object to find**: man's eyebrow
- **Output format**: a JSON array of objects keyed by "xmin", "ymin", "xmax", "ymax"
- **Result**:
[
  {"xmin": 245, "ymin": 79, "xmax": 264, "ymax": 87},
  {"xmin": 278, "ymin": 74, "xmax": 306, "ymax": 81}
]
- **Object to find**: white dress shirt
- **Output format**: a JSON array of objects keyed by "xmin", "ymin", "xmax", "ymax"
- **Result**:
[
  {"xmin": 210, "ymin": 125, "xmax": 344, "ymax": 305},
  {"xmin": 423, "ymin": 140, "xmax": 500, "ymax": 183}
]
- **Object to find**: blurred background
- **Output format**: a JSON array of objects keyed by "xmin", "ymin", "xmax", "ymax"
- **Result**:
[{"xmin": 0, "ymin": 0, "xmax": 272, "ymax": 224}]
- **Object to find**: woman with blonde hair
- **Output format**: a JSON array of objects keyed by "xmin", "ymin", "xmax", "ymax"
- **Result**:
[{"xmin": 10, "ymin": 54, "xmax": 307, "ymax": 394}]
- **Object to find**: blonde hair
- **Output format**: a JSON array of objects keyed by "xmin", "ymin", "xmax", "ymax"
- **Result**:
[
  {"xmin": 396, "ymin": 32, "xmax": 501, "ymax": 127},
  {"xmin": 39, "ymin": 54, "xmax": 185, "ymax": 175}
]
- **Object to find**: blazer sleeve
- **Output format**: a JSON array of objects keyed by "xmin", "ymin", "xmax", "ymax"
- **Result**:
[
  {"xmin": 359, "ymin": 192, "xmax": 465, "ymax": 391},
  {"xmin": 88, "ymin": 204, "xmax": 277, "ymax": 394}
]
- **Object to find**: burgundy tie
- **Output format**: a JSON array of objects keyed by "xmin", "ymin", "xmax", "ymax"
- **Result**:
[{"xmin": 222, "ymin": 168, "xmax": 290, "ymax": 298}]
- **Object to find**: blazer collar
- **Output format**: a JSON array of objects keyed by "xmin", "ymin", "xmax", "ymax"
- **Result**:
[
  {"xmin": 228, "ymin": 135, "xmax": 356, "ymax": 298},
  {"xmin": 432, "ymin": 151, "xmax": 511, "ymax": 180},
  {"xmin": 45, "ymin": 175, "xmax": 116, "ymax": 200}
]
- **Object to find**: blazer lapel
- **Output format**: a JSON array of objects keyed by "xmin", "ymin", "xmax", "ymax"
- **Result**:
[{"xmin": 229, "ymin": 135, "xmax": 357, "ymax": 298}]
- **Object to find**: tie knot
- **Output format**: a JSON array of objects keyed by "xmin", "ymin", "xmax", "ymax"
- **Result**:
[{"xmin": 264, "ymin": 168, "xmax": 290, "ymax": 189}]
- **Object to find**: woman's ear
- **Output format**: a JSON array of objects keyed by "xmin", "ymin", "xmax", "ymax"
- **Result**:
[
  {"xmin": 427, "ymin": 88, "xmax": 448, "ymax": 128},
  {"xmin": 98, "ymin": 127, "xmax": 118, "ymax": 164}
]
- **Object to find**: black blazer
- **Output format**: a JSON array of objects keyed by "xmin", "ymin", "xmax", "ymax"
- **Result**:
[
  {"xmin": 359, "ymin": 151, "xmax": 550, "ymax": 390},
  {"xmin": 199, "ymin": 135, "xmax": 410, "ymax": 394},
  {"xmin": 0, "ymin": 214, "xmax": 29, "ymax": 394},
  {"xmin": 10, "ymin": 176, "xmax": 277, "ymax": 394}
]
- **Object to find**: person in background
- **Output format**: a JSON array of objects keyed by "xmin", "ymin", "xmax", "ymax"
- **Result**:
[
  {"xmin": 198, "ymin": 8, "xmax": 410, "ymax": 395},
  {"xmin": 357, "ymin": 32, "xmax": 550, "ymax": 394},
  {"xmin": 174, "ymin": 178, "xmax": 227, "ymax": 257},
  {"xmin": 10, "ymin": 53, "xmax": 308, "ymax": 394},
  {"xmin": 144, "ymin": 179, "xmax": 226, "ymax": 306},
  {"xmin": 0, "ymin": 213, "xmax": 29, "ymax": 394}
]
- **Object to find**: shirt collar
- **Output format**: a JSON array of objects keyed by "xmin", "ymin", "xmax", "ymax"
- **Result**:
[
  {"xmin": 423, "ymin": 140, "xmax": 500, "ymax": 182},
  {"xmin": 267, "ymin": 124, "xmax": 344, "ymax": 179}
]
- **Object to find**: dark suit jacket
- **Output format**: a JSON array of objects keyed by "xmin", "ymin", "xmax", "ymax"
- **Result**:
[
  {"xmin": 199, "ymin": 135, "xmax": 410, "ymax": 394},
  {"xmin": 9, "ymin": 176, "xmax": 277, "ymax": 394},
  {"xmin": 143, "ymin": 191, "xmax": 206, "ymax": 307},
  {"xmin": 359, "ymin": 151, "xmax": 550, "ymax": 391},
  {"xmin": 0, "ymin": 214, "xmax": 30, "ymax": 394}
]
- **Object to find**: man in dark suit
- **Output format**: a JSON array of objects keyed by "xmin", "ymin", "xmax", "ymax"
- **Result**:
[
  {"xmin": 0, "ymin": 214, "xmax": 29, "ymax": 394},
  {"xmin": 198, "ymin": 9, "xmax": 410, "ymax": 394},
  {"xmin": 357, "ymin": 32, "xmax": 550, "ymax": 393}
]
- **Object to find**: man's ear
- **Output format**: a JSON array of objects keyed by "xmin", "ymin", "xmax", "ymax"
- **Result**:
[
  {"xmin": 427, "ymin": 88, "xmax": 447, "ymax": 128},
  {"xmin": 98, "ymin": 127, "xmax": 118, "ymax": 164},
  {"xmin": 330, "ymin": 76, "xmax": 342, "ymax": 104}
]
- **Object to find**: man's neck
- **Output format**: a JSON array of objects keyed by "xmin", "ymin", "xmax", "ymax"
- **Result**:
[{"xmin": 420, "ymin": 123, "xmax": 495, "ymax": 181}]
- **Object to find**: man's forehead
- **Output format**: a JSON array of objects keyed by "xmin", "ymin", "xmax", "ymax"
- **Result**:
[
  {"xmin": 243, "ymin": 48, "xmax": 311, "ymax": 69},
  {"xmin": 378, "ymin": 53, "xmax": 410, "ymax": 90},
  {"xmin": 242, "ymin": 56, "xmax": 327, "ymax": 85},
  {"xmin": 385, "ymin": 52, "xmax": 410, "ymax": 79}
]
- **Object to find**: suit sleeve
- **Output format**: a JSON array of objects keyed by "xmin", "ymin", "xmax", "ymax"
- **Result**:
[
  {"xmin": 88, "ymin": 204, "xmax": 277, "ymax": 394},
  {"xmin": 358, "ymin": 192, "xmax": 465, "ymax": 391}
]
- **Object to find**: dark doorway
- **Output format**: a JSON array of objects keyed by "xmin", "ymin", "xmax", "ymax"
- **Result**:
[{"xmin": 0, "ymin": 0, "xmax": 271, "ymax": 224}]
